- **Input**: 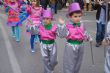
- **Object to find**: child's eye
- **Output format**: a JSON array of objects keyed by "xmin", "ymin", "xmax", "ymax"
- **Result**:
[
  {"xmin": 79, "ymin": 16, "xmax": 81, "ymax": 17},
  {"xmin": 74, "ymin": 16, "xmax": 77, "ymax": 18}
]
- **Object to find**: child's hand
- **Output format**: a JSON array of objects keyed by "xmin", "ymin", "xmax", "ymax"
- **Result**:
[
  {"xmin": 102, "ymin": 39, "xmax": 110, "ymax": 46},
  {"xmin": 89, "ymin": 38, "xmax": 93, "ymax": 43},
  {"xmin": 59, "ymin": 17, "xmax": 65, "ymax": 25},
  {"xmin": 102, "ymin": 39, "xmax": 108, "ymax": 46}
]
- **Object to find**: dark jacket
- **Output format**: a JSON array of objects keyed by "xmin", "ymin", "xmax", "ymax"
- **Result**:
[{"xmin": 95, "ymin": 4, "xmax": 106, "ymax": 20}]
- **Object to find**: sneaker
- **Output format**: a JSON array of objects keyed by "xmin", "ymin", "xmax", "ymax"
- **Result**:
[
  {"xmin": 16, "ymin": 39, "xmax": 20, "ymax": 42},
  {"xmin": 31, "ymin": 50, "xmax": 35, "ymax": 53}
]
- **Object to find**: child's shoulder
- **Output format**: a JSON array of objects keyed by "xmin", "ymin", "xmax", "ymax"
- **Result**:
[
  {"xmin": 66, "ymin": 22, "xmax": 84, "ymax": 26},
  {"xmin": 52, "ymin": 24, "xmax": 57, "ymax": 28}
]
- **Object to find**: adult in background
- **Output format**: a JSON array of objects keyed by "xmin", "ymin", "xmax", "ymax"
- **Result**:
[
  {"xmin": 49, "ymin": 0, "xmax": 57, "ymax": 14},
  {"xmin": 40, "ymin": 0, "xmax": 49, "ymax": 10},
  {"xmin": 95, "ymin": 0, "xmax": 106, "ymax": 47}
]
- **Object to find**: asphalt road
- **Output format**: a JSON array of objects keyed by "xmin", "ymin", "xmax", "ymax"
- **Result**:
[{"xmin": 0, "ymin": 7, "xmax": 106, "ymax": 73}]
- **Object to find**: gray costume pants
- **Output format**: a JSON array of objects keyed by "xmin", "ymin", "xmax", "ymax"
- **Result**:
[
  {"xmin": 40, "ymin": 42, "xmax": 58, "ymax": 73},
  {"xmin": 63, "ymin": 43, "xmax": 84, "ymax": 73},
  {"xmin": 105, "ymin": 46, "xmax": 110, "ymax": 73}
]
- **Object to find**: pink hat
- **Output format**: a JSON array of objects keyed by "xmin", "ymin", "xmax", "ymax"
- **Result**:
[
  {"xmin": 10, "ymin": 2, "xmax": 15, "ymax": 5},
  {"xmin": 10, "ymin": 2, "xmax": 18, "ymax": 8},
  {"xmin": 42, "ymin": 9, "xmax": 54, "ymax": 20},
  {"xmin": 67, "ymin": 2, "xmax": 81, "ymax": 16}
]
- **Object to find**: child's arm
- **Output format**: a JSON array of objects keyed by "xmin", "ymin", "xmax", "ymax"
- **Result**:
[
  {"xmin": 26, "ymin": 5, "xmax": 32, "ymax": 15},
  {"xmin": 83, "ymin": 24, "xmax": 93, "ymax": 42},
  {"xmin": 102, "ymin": 21, "xmax": 110, "ymax": 46},
  {"xmin": 56, "ymin": 17, "xmax": 69, "ymax": 38},
  {"xmin": 26, "ymin": 25, "xmax": 39, "ymax": 34}
]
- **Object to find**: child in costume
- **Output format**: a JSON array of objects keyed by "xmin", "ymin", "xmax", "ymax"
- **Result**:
[
  {"xmin": 58, "ymin": 2, "xmax": 92, "ymax": 73},
  {"xmin": 102, "ymin": 21, "xmax": 110, "ymax": 73},
  {"xmin": 7, "ymin": 1, "xmax": 21, "ymax": 42},
  {"xmin": 36, "ymin": 8, "xmax": 68, "ymax": 73},
  {"xmin": 26, "ymin": 0, "xmax": 43, "ymax": 52}
]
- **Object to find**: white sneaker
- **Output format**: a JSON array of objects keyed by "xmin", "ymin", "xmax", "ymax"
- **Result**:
[{"xmin": 31, "ymin": 50, "xmax": 35, "ymax": 53}]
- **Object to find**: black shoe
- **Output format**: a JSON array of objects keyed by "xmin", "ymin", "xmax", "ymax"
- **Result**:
[{"xmin": 96, "ymin": 43, "xmax": 100, "ymax": 47}]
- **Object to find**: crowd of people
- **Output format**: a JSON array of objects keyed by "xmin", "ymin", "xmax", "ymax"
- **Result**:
[{"xmin": 0, "ymin": 0, "xmax": 110, "ymax": 73}]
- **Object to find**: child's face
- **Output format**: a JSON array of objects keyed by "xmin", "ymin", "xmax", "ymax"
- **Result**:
[
  {"xmin": 32, "ymin": 2, "xmax": 36, "ymax": 7},
  {"xmin": 70, "ymin": 13, "xmax": 82, "ymax": 23},
  {"xmin": 43, "ymin": 18, "xmax": 52, "ymax": 25}
]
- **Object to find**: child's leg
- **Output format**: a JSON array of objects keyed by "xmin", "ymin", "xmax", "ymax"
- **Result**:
[
  {"xmin": 50, "ymin": 4, "xmax": 55, "ymax": 14},
  {"xmin": 15, "ymin": 26, "xmax": 20, "ymax": 42},
  {"xmin": 49, "ymin": 43, "xmax": 58, "ymax": 70},
  {"xmin": 74, "ymin": 44, "xmax": 84, "ymax": 73},
  {"xmin": 40, "ymin": 43, "xmax": 53, "ymax": 73},
  {"xmin": 38, "ymin": 35, "xmax": 41, "ymax": 42},
  {"xmin": 63, "ymin": 43, "xmax": 84, "ymax": 73},
  {"xmin": 105, "ymin": 48, "xmax": 110, "ymax": 73},
  {"xmin": 34, "ymin": 35, "xmax": 39, "ymax": 43},
  {"xmin": 96, "ymin": 22, "xmax": 102, "ymax": 46},
  {"xmin": 11, "ymin": 26, "xmax": 16, "ymax": 37},
  {"xmin": 30, "ymin": 35, "xmax": 35, "ymax": 52},
  {"xmin": 5, "ymin": 6, "xmax": 9, "ymax": 13}
]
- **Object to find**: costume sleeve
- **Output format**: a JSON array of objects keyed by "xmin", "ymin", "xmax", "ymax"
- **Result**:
[
  {"xmin": 26, "ymin": 5, "xmax": 32, "ymax": 14},
  {"xmin": 83, "ymin": 24, "xmax": 92, "ymax": 41},
  {"xmin": 56, "ymin": 24, "xmax": 69, "ymax": 38},
  {"xmin": 105, "ymin": 21, "xmax": 110, "ymax": 40},
  {"xmin": 27, "ymin": 25, "xmax": 39, "ymax": 34}
]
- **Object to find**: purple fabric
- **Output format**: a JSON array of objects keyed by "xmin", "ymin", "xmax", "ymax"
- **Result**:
[
  {"xmin": 68, "ymin": 2, "xmax": 81, "ymax": 14},
  {"xmin": 42, "ymin": 9, "xmax": 54, "ymax": 19},
  {"xmin": 7, "ymin": 22, "xmax": 21, "ymax": 26}
]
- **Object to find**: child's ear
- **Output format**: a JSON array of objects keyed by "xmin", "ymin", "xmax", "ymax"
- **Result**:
[
  {"xmin": 68, "ymin": 16, "xmax": 72, "ymax": 18},
  {"xmin": 81, "ymin": 13, "xmax": 83, "ymax": 16}
]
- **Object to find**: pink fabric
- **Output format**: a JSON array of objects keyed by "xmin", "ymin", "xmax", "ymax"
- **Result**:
[
  {"xmin": 8, "ymin": 8, "xmax": 19, "ymax": 22},
  {"xmin": 8, "ymin": 2, "xmax": 19, "ymax": 23},
  {"xmin": 39, "ymin": 25, "xmax": 57, "ymax": 40},
  {"xmin": 7, "ymin": 8, "xmax": 20, "ymax": 26},
  {"xmin": 27, "ymin": 5, "xmax": 32, "ymax": 14},
  {"xmin": 9, "ymin": 2, "xmax": 18, "ymax": 9},
  {"xmin": 66, "ymin": 23, "xmax": 85, "ymax": 41},
  {"xmin": 27, "ymin": 7, "xmax": 43, "ymax": 26}
]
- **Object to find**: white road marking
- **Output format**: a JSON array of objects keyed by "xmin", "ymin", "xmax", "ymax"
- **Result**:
[{"xmin": 0, "ymin": 14, "xmax": 22, "ymax": 73}]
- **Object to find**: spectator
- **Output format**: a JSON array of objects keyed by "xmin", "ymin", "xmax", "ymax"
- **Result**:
[
  {"xmin": 40, "ymin": 0, "xmax": 49, "ymax": 10},
  {"xmin": 49, "ymin": 0, "xmax": 57, "ymax": 14},
  {"xmin": 95, "ymin": 0, "xmax": 106, "ymax": 47}
]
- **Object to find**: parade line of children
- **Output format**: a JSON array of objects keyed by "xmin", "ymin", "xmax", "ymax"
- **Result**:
[{"xmin": 2, "ymin": 0, "xmax": 110, "ymax": 73}]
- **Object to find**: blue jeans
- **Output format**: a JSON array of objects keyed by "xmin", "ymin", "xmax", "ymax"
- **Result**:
[
  {"xmin": 30, "ymin": 35, "xmax": 35, "ymax": 50},
  {"xmin": 34, "ymin": 35, "xmax": 39, "ymax": 43},
  {"xmin": 96, "ymin": 23, "xmax": 105, "ymax": 43},
  {"xmin": 5, "ymin": 6, "xmax": 10, "ymax": 13},
  {"xmin": 11, "ymin": 26, "xmax": 20, "ymax": 42},
  {"xmin": 50, "ymin": 4, "xmax": 55, "ymax": 14}
]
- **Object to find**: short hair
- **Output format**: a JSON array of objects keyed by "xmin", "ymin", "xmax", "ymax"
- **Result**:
[
  {"xmin": 31, "ymin": 0, "xmax": 40, "ymax": 6},
  {"xmin": 69, "ymin": 10, "xmax": 82, "ymax": 16}
]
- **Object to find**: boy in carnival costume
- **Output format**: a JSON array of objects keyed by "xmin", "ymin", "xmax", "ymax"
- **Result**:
[
  {"xmin": 102, "ymin": 21, "xmax": 110, "ymax": 73},
  {"xmin": 36, "ymin": 8, "xmax": 68, "ymax": 73},
  {"xmin": 58, "ymin": 2, "xmax": 92, "ymax": 73}
]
